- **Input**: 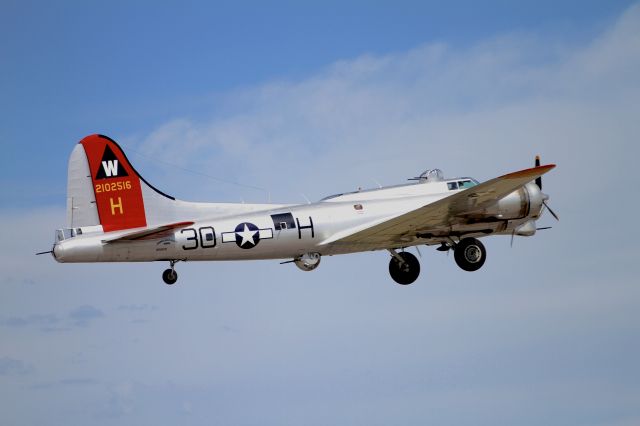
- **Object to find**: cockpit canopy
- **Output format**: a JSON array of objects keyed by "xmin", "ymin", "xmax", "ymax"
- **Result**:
[
  {"xmin": 320, "ymin": 168, "xmax": 479, "ymax": 201},
  {"xmin": 412, "ymin": 169, "xmax": 479, "ymax": 189}
]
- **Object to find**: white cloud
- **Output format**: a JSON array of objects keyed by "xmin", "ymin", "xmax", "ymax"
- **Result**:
[{"xmin": 130, "ymin": 5, "xmax": 639, "ymax": 206}]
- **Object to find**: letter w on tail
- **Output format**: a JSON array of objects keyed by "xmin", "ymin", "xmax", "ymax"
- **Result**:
[{"xmin": 102, "ymin": 160, "xmax": 119, "ymax": 177}]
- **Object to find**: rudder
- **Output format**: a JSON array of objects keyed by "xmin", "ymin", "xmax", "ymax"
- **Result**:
[
  {"xmin": 80, "ymin": 135, "xmax": 147, "ymax": 231},
  {"xmin": 68, "ymin": 134, "xmax": 173, "ymax": 232}
]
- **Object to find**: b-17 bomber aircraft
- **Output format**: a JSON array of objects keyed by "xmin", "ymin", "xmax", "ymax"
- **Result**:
[{"xmin": 42, "ymin": 134, "xmax": 558, "ymax": 285}]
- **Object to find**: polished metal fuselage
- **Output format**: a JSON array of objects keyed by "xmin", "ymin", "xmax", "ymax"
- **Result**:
[{"xmin": 53, "ymin": 180, "xmax": 544, "ymax": 263}]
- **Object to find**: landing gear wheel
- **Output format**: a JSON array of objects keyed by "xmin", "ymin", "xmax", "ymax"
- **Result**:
[
  {"xmin": 162, "ymin": 268, "xmax": 178, "ymax": 285},
  {"xmin": 388, "ymin": 251, "xmax": 420, "ymax": 285},
  {"xmin": 454, "ymin": 238, "xmax": 486, "ymax": 271}
]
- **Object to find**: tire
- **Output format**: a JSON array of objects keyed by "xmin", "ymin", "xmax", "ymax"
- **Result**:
[
  {"xmin": 388, "ymin": 251, "xmax": 420, "ymax": 285},
  {"xmin": 162, "ymin": 268, "xmax": 178, "ymax": 285},
  {"xmin": 454, "ymin": 238, "xmax": 486, "ymax": 272}
]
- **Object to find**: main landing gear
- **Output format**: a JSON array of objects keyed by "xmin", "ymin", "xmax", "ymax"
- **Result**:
[
  {"xmin": 162, "ymin": 260, "xmax": 179, "ymax": 285},
  {"xmin": 453, "ymin": 238, "xmax": 486, "ymax": 271},
  {"xmin": 388, "ymin": 250, "xmax": 420, "ymax": 285},
  {"xmin": 387, "ymin": 237, "xmax": 487, "ymax": 285}
]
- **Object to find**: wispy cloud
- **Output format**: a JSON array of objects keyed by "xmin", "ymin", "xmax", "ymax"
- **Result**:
[
  {"xmin": 0, "ymin": 357, "xmax": 34, "ymax": 376},
  {"xmin": 30, "ymin": 378, "xmax": 100, "ymax": 390},
  {"xmin": 69, "ymin": 305, "xmax": 104, "ymax": 327},
  {"xmin": 1, "ymin": 305, "xmax": 105, "ymax": 331},
  {"xmin": 100, "ymin": 381, "xmax": 135, "ymax": 418},
  {"xmin": 117, "ymin": 304, "xmax": 159, "ymax": 312},
  {"xmin": 1, "ymin": 314, "xmax": 60, "ymax": 328}
]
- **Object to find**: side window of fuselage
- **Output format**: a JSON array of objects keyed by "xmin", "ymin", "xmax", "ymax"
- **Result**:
[{"xmin": 271, "ymin": 213, "xmax": 296, "ymax": 231}]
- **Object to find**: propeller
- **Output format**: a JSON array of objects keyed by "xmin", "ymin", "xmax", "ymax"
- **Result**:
[
  {"xmin": 534, "ymin": 155, "xmax": 559, "ymax": 221},
  {"xmin": 542, "ymin": 200, "xmax": 559, "ymax": 221}
]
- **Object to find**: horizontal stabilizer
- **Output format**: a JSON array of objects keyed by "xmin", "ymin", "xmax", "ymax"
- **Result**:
[{"xmin": 102, "ymin": 221, "xmax": 194, "ymax": 243}]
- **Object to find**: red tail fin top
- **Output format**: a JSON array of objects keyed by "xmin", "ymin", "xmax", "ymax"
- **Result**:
[{"xmin": 80, "ymin": 134, "xmax": 147, "ymax": 232}]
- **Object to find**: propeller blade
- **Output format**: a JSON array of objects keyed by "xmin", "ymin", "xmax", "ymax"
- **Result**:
[
  {"xmin": 535, "ymin": 155, "xmax": 542, "ymax": 190},
  {"xmin": 510, "ymin": 231, "xmax": 515, "ymax": 248},
  {"xmin": 543, "ymin": 200, "xmax": 559, "ymax": 221},
  {"xmin": 536, "ymin": 226, "xmax": 552, "ymax": 231},
  {"xmin": 36, "ymin": 250, "xmax": 53, "ymax": 256},
  {"xmin": 415, "ymin": 246, "xmax": 422, "ymax": 258}
]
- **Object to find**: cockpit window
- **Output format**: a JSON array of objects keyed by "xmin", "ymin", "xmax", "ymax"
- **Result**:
[
  {"xmin": 447, "ymin": 182, "xmax": 458, "ymax": 190},
  {"xmin": 458, "ymin": 180, "xmax": 476, "ymax": 189}
]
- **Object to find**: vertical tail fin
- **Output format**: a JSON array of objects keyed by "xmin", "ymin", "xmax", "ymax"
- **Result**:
[{"xmin": 68, "ymin": 134, "xmax": 174, "ymax": 232}]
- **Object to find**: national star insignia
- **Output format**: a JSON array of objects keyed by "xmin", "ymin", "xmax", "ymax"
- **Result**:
[
  {"xmin": 220, "ymin": 222, "xmax": 274, "ymax": 248},
  {"xmin": 236, "ymin": 223, "xmax": 259, "ymax": 248}
]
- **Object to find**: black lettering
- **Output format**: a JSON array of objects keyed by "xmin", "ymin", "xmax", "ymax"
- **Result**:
[
  {"xmin": 181, "ymin": 228, "xmax": 198, "ymax": 250},
  {"xmin": 296, "ymin": 216, "xmax": 314, "ymax": 239},
  {"xmin": 199, "ymin": 226, "xmax": 216, "ymax": 248}
]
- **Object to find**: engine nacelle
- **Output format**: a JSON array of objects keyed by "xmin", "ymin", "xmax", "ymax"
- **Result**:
[
  {"xmin": 514, "ymin": 220, "xmax": 537, "ymax": 236},
  {"xmin": 478, "ymin": 182, "xmax": 544, "ymax": 220},
  {"xmin": 295, "ymin": 252, "xmax": 321, "ymax": 271}
]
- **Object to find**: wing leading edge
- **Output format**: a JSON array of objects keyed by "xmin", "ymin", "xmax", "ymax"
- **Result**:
[{"xmin": 322, "ymin": 164, "xmax": 556, "ymax": 250}]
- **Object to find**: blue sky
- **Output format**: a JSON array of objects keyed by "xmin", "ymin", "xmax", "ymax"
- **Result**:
[
  {"xmin": 1, "ymin": 0, "xmax": 634, "ymax": 204},
  {"xmin": 2, "ymin": 1, "xmax": 640, "ymax": 425}
]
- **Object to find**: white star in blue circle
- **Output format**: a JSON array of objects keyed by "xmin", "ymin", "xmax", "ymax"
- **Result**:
[{"xmin": 235, "ymin": 222, "xmax": 260, "ymax": 249}]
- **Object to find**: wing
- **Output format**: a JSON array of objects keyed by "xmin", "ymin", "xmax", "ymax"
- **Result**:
[
  {"xmin": 322, "ymin": 164, "xmax": 555, "ymax": 250},
  {"xmin": 102, "ymin": 221, "xmax": 194, "ymax": 243}
]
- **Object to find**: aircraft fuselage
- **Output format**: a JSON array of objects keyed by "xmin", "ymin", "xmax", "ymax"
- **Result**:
[{"xmin": 53, "ymin": 181, "xmax": 543, "ymax": 263}]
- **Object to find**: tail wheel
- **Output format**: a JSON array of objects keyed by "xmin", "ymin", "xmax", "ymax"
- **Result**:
[
  {"xmin": 454, "ymin": 238, "xmax": 486, "ymax": 271},
  {"xmin": 162, "ymin": 268, "xmax": 178, "ymax": 285},
  {"xmin": 388, "ymin": 251, "xmax": 420, "ymax": 285}
]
